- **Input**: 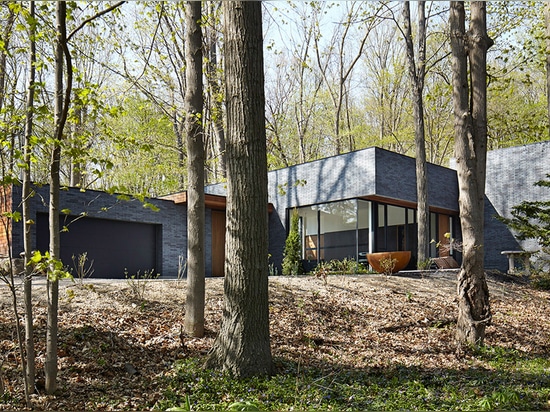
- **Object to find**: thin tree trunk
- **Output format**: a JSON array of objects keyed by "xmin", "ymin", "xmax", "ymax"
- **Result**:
[
  {"xmin": 450, "ymin": 1, "xmax": 492, "ymax": 346},
  {"xmin": 184, "ymin": 0, "xmax": 206, "ymax": 338},
  {"xmin": 7, "ymin": 274, "xmax": 31, "ymax": 407},
  {"xmin": 403, "ymin": 1, "xmax": 429, "ymax": 266},
  {"xmin": 205, "ymin": 1, "xmax": 272, "ymax": 377},
  {"xmin": 545, "ymin": 1, "xmax": 550, "ymax": 132},
  {"xmin": 46, "ymin": 2, "xmax": 72, "ymax": 394},
  {"xmin": 206, "ymin": 1, "xmax": 226, "ymax": 179},
  {"xmin": 0, "ymin": 3, "xmax": 15, "ymax": 113},
  {"xmin": 0, "ymin": 10, "xmax": 14, "ymax": 111},
  {"xmin": 22, "ymin": 0, "xmax": 36, "ymax": 395},
  {"xmin": 70, "ymin": 106, "xmax": 85, "ymax": 187}
]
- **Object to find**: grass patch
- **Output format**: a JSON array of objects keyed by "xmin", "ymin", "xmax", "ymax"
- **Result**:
[{"xmin": 155, "ymin": 348, "xmax": 550, "ymax": 411}]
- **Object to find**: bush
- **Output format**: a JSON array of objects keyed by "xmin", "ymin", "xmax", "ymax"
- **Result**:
[
  {"xmin": 498, "ymin": 175, "xmax": 550, "ymax": 249},
  {"xmin": 282, "ymin": 209, "xmax": 303, "ymax": 276},
  {"xmin": 310, "ymin": 258, "xmax": 369, "ymax": 283}
]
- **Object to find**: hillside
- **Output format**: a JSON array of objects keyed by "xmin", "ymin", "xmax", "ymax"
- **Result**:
[{"xmin": 1, "ymin": 272, "xmax": 549, "ymax": 410}]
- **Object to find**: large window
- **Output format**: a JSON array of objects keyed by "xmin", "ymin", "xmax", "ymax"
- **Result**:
[
  {"xmin": 376, "ymin": 204, "xmax": 416, "ymax": 253},
  {"xmin": 297, "ymin": 199, "xmax": 371, "ymax": 263},
  {"xmin": 294, "ymin": 200, "xmax": 456, "ymax": 267}
]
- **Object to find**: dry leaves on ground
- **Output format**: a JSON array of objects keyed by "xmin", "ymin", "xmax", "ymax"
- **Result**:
[{"xmin": 0, "ymin": 272, "xmax": 549, "ymax": 410}]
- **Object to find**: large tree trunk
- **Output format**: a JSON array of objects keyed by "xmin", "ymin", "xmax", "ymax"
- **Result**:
[
  {"xmin": 205, "ymin": 1, "xmax": 273, "ymax": 377},
  {"xmin": 22, "ymin": 1, "xmax": 36, "ymax": 396},
  {"xmin": 450, "ymin": 1, "xmax": 492, "ymax": 346},
  {"xmin": 184, "ymin": 0, "xmax": 206, "ymax": 338},
  {"xmin": 403, "ymin": 1, "xmax": 429, "ymax": 266}
]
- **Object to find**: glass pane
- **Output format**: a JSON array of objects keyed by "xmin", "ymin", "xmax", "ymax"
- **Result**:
[
  {"xmin": 319, "ymin": 200, "xmax": 357, "ymax": 261},
  {"xmin": 387, "ymin": 205, "xmax": 406, "ymax": 226},
  {"xmin": 376, "ymin": 204, "xmax": 386, "ymax": 250},
  {"xmin": 430, "ymin": 212, "xmax": 438, "ymax": 257},
  {"xmin": 386, "ymin": 205, "xmax": 406, "ymax": 251},
  {"xmin": 297, "ymin": 206, "xmax": 318, "ymax": 261},
  {"xmin": 406, "ymin": 208, "xmax": 417, "ymax": 254},
  {"xmin": 357, "ymin": 200, "xmax": 371, "ymax": 263}
]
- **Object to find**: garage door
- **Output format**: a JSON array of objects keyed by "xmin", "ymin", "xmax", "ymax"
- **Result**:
[{"xmin": 36, "ymin": 213, "xmax": 159, "ymax": 279}]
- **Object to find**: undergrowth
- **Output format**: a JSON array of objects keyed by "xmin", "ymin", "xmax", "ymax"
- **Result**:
[{"xmin": 155, "ymin": 348, "xmax": 550, "ymax": 411}]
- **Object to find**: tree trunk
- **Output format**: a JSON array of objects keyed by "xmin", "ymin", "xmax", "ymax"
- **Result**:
[
  {"xmin": 206, "ymin": 1, "xmax": 226, "ymax": 179},
  {"xmin": 403, "ymin": 1, "xmax": 429, "ymax": 266},
  {"xmin": 70, "ymin": 106, "xmax": 86, "ymax": 187},
  {"xmin": 545, "ymin": 1, "xmax": 550, "ymax": 132},
  {"xmin": 0, "ymin": 3, "xmax": 15, "ymax": 114},
  {"xmin": 450, "ymin": 1, "xmax": 492, "ymax": 346},
  {"xmin": 184, "ymin": 0, "xmax": 206, "ymax": 338},
  {"xmin": 22, "ymin": 1, "xmax": 36, "ymax": 395},
  {"xmin": 205, "ymin": 1, "xmax": 273, "ymax": 377},
  {"xmin": 46, "ymin": 2, "xmax": 72, "ymax": 394}
]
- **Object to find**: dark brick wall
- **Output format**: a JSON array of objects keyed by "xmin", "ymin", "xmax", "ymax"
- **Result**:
[
  {"xmin": 484, "ymin": 141, "xmax": 550, "ymax": 270},
  {"xmin": 8, "ymin": 184, "xmax": 192, "ymax": 278},
  {"xmin": 375, "ymin": 149, "xmax": 459, "ymax": 211}
]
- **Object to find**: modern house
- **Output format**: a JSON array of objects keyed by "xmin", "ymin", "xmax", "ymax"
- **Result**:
[{"xmin": 0, "ymin": 141, "xmax": 547, "ymax": 278}]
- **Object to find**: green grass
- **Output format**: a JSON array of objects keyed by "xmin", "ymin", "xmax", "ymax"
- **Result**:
[{"xmin": 154, "ymin": 347, "xmax": 550, "ymax": 411}]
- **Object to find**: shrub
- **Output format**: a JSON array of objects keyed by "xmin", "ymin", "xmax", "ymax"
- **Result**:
[
  {"xmin": 282, "ymin": 209, "xmax": 303, "ymax": 276},
  {"xmin": 498, "ymin": 175, "xmax": 550, "ymax": 249},
  {"xmin": 498, "ymin": 176, "xmax": 550, "ymax": 288}
]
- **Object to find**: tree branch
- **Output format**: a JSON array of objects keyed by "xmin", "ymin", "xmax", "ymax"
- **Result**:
[{"xmin": 68, "ymin": 1, "xmax": 126, "ymax": 42}]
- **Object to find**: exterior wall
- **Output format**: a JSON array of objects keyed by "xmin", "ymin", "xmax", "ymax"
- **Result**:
[
  {"xmin": 9, "ymin": 184, "xmax": 189, "ymax": 278},
  {"xmin": 484, "ymin": 141, "xmax": 550, "ymax": 270},
  {"xmin": 375, "ymin": 149, "xmax": 459, "ymax": 211}
]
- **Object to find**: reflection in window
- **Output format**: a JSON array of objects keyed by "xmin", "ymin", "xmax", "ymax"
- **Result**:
[
  {"xmin": 318, "ymin": 200, "xmax": 356, "ymax": 261},
  {"xmin": 293, "ymin": 200, "xmax": 455, "ymax": 267}
]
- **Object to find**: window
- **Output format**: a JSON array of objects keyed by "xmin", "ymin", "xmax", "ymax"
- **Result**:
[{"xmin": 293, "ymin": 200, "xmax": 456, "ymax": 267}]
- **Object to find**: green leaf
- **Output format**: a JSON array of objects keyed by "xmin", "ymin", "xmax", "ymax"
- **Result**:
[{"xmin": 30, "ymin": 251, "xmax": 43, "ymax": 264}]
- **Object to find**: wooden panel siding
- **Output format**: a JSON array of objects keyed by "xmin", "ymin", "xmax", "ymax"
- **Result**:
[
  {"xmin": 0, "ymin": 185, "xmax": 12, "ymax": 256},
  {"xmin": 211, "ymin": 210, "xmax": 226, "ymax": 277}
]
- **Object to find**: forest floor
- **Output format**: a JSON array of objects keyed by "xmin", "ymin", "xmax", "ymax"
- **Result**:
[{"xmin": 0, "ymin": 271, "xmax": 549, "ymax": 410}]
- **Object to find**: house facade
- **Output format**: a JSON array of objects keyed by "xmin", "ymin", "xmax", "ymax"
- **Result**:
[
  {"xmin": 239, "ymin": 147, "xmax": 460, "ymax": 272},
  {"xmin": 0, "ymin": 141, "xmax": 547, "ymax": 277}
]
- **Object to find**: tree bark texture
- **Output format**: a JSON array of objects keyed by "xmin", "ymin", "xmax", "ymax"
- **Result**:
[
  {"xmin": 46, "ymin": 2, "xmax": 72, "ymax": 394},
  {"xmin": 545, "ymin": 1, "xmax": 550, "ymax": 132},
  {"xmin": 205, "ymin": 1, "xmax": 226, "ymax": 180},
  {"xmin": 184, "ymin": 0, "xmax": 206, "ymax": 338},
  {"xmin": 450, "ymin": 1, "xmax": 492, "ymax": 346},
  {"xmin": 205, "ymin": 1, "xmax": 273, "ymax": 377},
  {"xmin": 403, "ymin": 1, "xmax": 430, "ymax": 266},
  {"xmin": 23, "ymin": 0, "xmax": 36, "ymax": 395},
  {"xmin": 0, "ymin": 3, "xmax": 16, "ymax": 113}
]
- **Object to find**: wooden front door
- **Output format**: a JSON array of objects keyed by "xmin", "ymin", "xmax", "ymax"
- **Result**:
[{"xmin": 211, "ymin": 210, "xmax": 226, "ymax": 277}]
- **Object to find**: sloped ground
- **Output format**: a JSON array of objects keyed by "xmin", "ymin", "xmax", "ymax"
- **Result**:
[{"xmin": 0, "ymin": 272, "xmax": 549, "ymax": 410}]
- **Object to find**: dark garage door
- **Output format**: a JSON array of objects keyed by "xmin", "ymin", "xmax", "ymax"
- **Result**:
[{"xmin": 37, "ymin": 213, "xmax": 159, "ymax": 279}]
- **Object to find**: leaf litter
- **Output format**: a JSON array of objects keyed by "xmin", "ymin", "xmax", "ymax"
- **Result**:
[{"xmin": 0, "ymin": 272, "xmax": 548, "ymax": 410}]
